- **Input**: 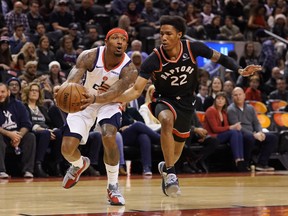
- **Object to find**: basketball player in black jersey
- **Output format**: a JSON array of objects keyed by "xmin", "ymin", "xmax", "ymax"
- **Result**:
[{"xmin": 81, "ymin": 16, "xmax": 261, "ymax": 198}]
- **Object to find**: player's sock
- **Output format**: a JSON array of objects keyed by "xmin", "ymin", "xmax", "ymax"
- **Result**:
[
  {"xmin": 106, "ymin": 163, "xmax": 119, "ymax": 187},
  {"xmin": 166, "ymin": 166, "xmax": 176, "ymax": 174},
  {"xmin": 71, "ymin": 156, "xmax": 84, "ymax": 168}
]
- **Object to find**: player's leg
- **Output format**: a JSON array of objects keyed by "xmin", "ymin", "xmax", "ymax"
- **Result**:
[
  {"xmin": 100, "ymin": 113, "xmax": 125, "ymax": 206},
  {"xmin": 62, "ymin": 111, "xmax": 95, "ymax": 189}
]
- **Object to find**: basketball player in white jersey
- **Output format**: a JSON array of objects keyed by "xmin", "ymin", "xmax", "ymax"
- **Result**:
[{"xmin": 54, "ymin": 28, "xmax": 138, "ymax": 206}]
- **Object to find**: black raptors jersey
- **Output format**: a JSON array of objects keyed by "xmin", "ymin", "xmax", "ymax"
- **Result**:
[{"xmin": 140, "ymin": 40, "xmax": 214, "ymax": 109}]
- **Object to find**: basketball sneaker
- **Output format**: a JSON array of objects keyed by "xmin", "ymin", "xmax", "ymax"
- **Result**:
[
  {"xmin": 62, "ymin": 156, "xmax": 90, "ymax": 189},
  {"xmin": 107, "ymin": 183, "xmax": 125, "ymax": 206},
  {"xmin": 158, "ymin": 161, "xmax": 181, "ymax": 197}
]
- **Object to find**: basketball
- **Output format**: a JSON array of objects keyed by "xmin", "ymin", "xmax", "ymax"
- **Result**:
[{"xmin": 55, "ymin": 83, "xmax": 87, "ymax": 113}]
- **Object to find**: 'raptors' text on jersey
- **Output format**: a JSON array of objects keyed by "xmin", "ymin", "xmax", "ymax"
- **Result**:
[{"xmin": 82, "ymin": 46, "xmax": 131, "ymax": 101}]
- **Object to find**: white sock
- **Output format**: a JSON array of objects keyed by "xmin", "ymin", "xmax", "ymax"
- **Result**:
[
  {"xmin": 105, "ymin": 163, "xmax": 119, "ymax": 187},
  {"xmin": 71, "ymin": 156, "xmax": 83, "ymax": 168}
]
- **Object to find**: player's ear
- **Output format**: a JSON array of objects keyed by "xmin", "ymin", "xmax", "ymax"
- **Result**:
[{"xmin": 177, "ymin": 32, "xmax": 182, "ymax": 38}]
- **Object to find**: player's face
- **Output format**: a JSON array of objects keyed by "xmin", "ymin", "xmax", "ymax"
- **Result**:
[
  {"xmin": 106, "ymin": 33, "xmax": 128, "ymax": 57},
  {"xmin": 160, "ymin": 25, "xmax": 181, "ymax": 51}
]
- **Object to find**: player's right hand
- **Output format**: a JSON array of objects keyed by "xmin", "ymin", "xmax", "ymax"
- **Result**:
[{"xmin": 80, "ymin": 92, "xmax": 96, "ymax": 110}]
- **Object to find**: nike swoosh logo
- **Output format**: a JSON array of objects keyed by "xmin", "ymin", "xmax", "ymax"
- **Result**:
[
  {"xmin": 192, "ymin": 100, "xmax": 196, "ymax": 106},
  {"xmin": 162, "ymin": 62, "xmax": 169, "ymax": 67},
  {"xmin": 183, "ymin": 57, "xmax": 190, "ymax": 61}
]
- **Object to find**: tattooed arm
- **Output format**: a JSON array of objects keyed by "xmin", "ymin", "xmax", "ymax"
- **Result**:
[{"xmin": 80, "ymin": 62, "xmax": 138, "ymax": 109}]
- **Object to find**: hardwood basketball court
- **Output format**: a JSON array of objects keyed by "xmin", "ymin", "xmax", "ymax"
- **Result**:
[{"xmin": 1, "ymin": 171, "xmax": 288, "ymax": 215}]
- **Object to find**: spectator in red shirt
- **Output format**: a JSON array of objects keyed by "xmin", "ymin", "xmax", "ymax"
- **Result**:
[{"xmin": 245, "ymin": 75, "xmax": 262, "ymax": 102}]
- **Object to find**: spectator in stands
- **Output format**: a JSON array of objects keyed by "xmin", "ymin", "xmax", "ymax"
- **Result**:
[
  {"xmin": 275, "ymin": 0, "xmax": 288, "ymax": 15},
  {"xmin": 36, "ymin": 35, "xmax": 55, "ymax": 74},
  {"xmin": 0, "ymin": 82, "xmax": 36, "ymax": 178},
  {"xmin": 39, "ymin": 0, "xmax": 56, "ymax": 24},
  {"xmin": 111, "ymin": 0, "xmax": 131, "ymax": 17},
  {"xmin": 47, "ymin": 61, "xmax": 66, "ymax": 90},
  {"xmin": 228, "ymin": 87, "xmax": 278, "ymax": 171},
  {"xmin": 141, "ymin": 0, "xmax": 160, "ymax": 31},
  {"xmin": 27, "ymin": 1, "xmax": 44, "ymax": 34},
  {"xmin": 4, "ymin": 1, "xmax": 30, "ymax": 36},
  {"xmin": 204, "ymin": 15, "xmax": 223, "ymax": 40},
  {"xmin": 223, "ymin": 80, "xmax": 234, "ymax": 104},
  {"xmin": 118, "ymin": 15, "xmax": 137, "ymax": 43},
  {"xmin": 124, "ymin": 1, "xmax": 145, "ymax": 29},
  {"xmin": 0, "ymin": 36, "xmax": 14, "ymax": 80},
  {"xmin": 219, "ymin": 16, "xmax": 245, "ymax": 41},
  {"xmin": 265, "ymin": 0, "xmax": 276, "ymax": 18},
  {"xmin": 18, "ymin": 60, "xmax": 38, "ymax": 83},
  {"xmin": 245, "ymin": 75, "xmax": 263, "ymax": 102},
  {"xmin": 66, "ymin": 23, "xmax": 83, "ymax": 50},
  {"xmin": 269, "ymin": 78, "xmax": 288, "ymax": 101},
  {"xmin": 195, "ymin": 84, "xmax": 208, "ymax": 111},
  {"xmin": 203, "ymin": 76, "xmax": 223, "ymax": 111},
  {"xmin": 9, "ymin": 23, "xmax": 29, "ymax": 55},
  {"xmin": 139, "ymin": 85, "xmax": 161, "ymax": 132},
  {"xmin": 131, "ymin": 51, "xmax": 142, "ymax": 72},
  {"xmin": 247, "ymin": 4, "xmax": 270, "ymax": 40},
  {"xmin": 22, "ymin": 82, "xmax": 63, "ymax": 177},
  {"xmin": 264, "ymin": 66, "xmax": 283, "ymax": 95},
  {"xmin": 49, "ymin": 0, "xmax": 74, "ymax": 34},
  {"xmin": 74, "ymin": 0, "xmax": 94, "ymax": 31},
  {"xmin": 183, "ymin": 3, "xmax": 205, "ymax": 40},
  {"xmin": 161, "ymin": 0, "xmax": 184, "ymax": 17},
  {"xmin": 7, "ymin": 77, "xmax": 22, "ymax": 100},
  {"xmin": 55, "ymin": 35, "xmax": 77, "ymax": 75},
  {"xmin": 120, "ymin": 102, "xmax": 161, "ymax": 175},
  {"xmin": 224, "ymin": 0, "xmax": 246, "ymax": 33},
  {"xmin": 204, "ymin": 91, "xmax": 247, "ymax": 172},
  {"xmin": 127, "ymin": 39, "xmax": 149, "ymax": 62},
  {"xmin": 82, "ymin": 25, "xmax": 104, "ymax": 49},
  {"xmin": 198, "ymin": 68, "xmax": 210, "ymax": 86},
  {"xmin": 183, "ymin": 109, "xmax": 220, "ymax": 173},
  {"xmin": 12, "ymin": 42, "xmax": 37, "ymax": 73},
  {"xmin": 200, "ymin": 2, "xmax": 215, "ymax": 26}
]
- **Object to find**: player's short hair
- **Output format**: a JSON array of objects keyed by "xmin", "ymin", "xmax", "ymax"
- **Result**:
[{"xmin": 160, "ymin": 15, "xmax": 186, "ymax": 36}]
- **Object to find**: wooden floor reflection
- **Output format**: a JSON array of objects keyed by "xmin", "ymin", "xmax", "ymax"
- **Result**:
[{"xmin": 1, "ymin": 171, "xmax": 288, "ymax": 216}]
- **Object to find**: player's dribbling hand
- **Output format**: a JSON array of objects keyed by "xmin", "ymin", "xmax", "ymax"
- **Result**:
[
  {"xmin": 80, "ymin": 92, "xmax": 95, "ymax": 110},
  {"xmin": 239, "ymin": 65, "xmax": 262, "ymax": 77}
]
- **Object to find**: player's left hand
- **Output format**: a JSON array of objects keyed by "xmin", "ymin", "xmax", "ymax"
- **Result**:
[
  {"xmin": 239, "ymin": 65, "xmax": 262, "ymax": 77},
  {"xmin": 80, "ymin": 93, "xmax": 96, "ymax": 110}
]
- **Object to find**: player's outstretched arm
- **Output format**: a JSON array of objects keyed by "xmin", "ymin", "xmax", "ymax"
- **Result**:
[{"xmin": 80, "ymin": 63, "xmax": 139, "ymax": 109}]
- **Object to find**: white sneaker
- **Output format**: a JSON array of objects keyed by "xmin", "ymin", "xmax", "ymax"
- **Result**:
[
  {"xmin": 0, "ymin": 172, "xmax": 9, "ymax": 179},
  {"xmin": 23, "ymin": 171, "xmax": 34, "ymax": 178}
]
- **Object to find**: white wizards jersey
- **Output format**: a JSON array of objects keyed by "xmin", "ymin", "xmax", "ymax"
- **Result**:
[{"xmin": 83, "ymin": 46, "xmax": 131, "ymax": 99}]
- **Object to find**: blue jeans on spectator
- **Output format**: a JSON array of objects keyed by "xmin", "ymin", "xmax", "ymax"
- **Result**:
[
  {"xmin": 241, "ymin": 131, "xmax": 278, "ymax": 166},
  {"xmin": 217, "ymin": 130, "xmax": 244, "ymax": 160},
  {"xmin": 121, "ymin": 122, "xmax": 160, "ymax": 169}
]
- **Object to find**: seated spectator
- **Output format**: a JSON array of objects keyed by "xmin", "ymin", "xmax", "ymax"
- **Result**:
[
  {"xmin": 161, "ymin": 0, "xmax": 184, "ymax": 17},
  {"xmin": 39, "ymin": 0, "xmax": 56, "ymax": 24},
  {"xmin": 18, "ymin": 60, "xmax": 38, "ymax": 84},
  {"xmin": 47, "ymin": 61, "xmax": 66, "ymax": 90},
  {"xmin": 200, "ymin": 2, "xmax": 215, "ymax": 26},
  {"xmin": 228, "ymin": 87, "xmax": 278, "ymax": 171},
  {"xmin": 219, "ymin": 16, "xmax": 244, "ymax": 41},
  {"xmin": 55, "ymin": 35, "xmax": 77, "ymax": 76},
  {"xmin": 203, "ymin": 92, "xmax": 247, "ymax": 172},
  {"xmin": 0, "ymin": 82, "xmax": 36, "ymax": 178},
  {"xmin": 9, "ymin": 23, "xmax": 29, "ymax": 55},
  {"xmin": 66, "ymin": 23, "xmax": 83, "ymax": 51},
  {"xmin": 0, "ymin": 36, "xmax": 15, "ymax": 82},
  {"xmin": 264, "ymin": 67, "xmax": 283, "ymax": 95},
  {"xmin": 124, "ymin": 1, "xmax": 145, "ymax": 29},
  {"xmin": 27, "ymin": 1, "xmax": 44, "ymax": 34},
  {"xmin": 130, "ymin": 51, "xmax": 142, "ymax": 72},
  {"xmin": 141, "ymin": 0, "xmax": 160, "ymax": 31},
  {"xmin": 223, "ymin": 80, "xmax": 235, "ymax": 104},
  {"xmin": 203, "ymin": 76, "xmax": 223, "ymax": 111},
  {"xmin": 204, "ymin": 15, "xmax": 222, "ymax": 40},
  {"xmin": 7, "ymin": 77, "xmax": 22, "ymax": 100},
  {"xmin": 120, "ymin": 102, "xmax": 161, "ymax": 175},
  {"xmin": 49, "ymin": 0, "xmax": 74, "ymax": 35},
  {"xmin": 36, "ymin": 35, "xmax": 55, "ymax": 74},
  {"xmin": 22, "ymin": 82, "xmax": 63, "ymax": 177},
  {"xmin": 74, "ymin": 0, "xmax": 94, "ymax": 31},
  {"xmin": 245, "ymin": 75, "xmax": 263, "ymax": 102},
  {"xmin": 183, "ymin": 109, "xmax": 220, "ymax": 173},
  {"xmin": 127, "ymin": 40, "xmax": 149, "ymax": 62},
  {"xmin": 12, "ymin": 42, "xmax": 37, "ymax": 73},
  {"xmin": 195, "ymin": 84, "xmax": 208, "ymax": 111},
  {"xmin": 139, "ymin": 85, "xmax": 161, "ymax": 132},
  {"xmin": 269, "ymin": 78, "xmax": 288, "ymax": 101},
  {"xmin": 82, "ymin": 25, "xmax": 104, "ymax": 50},
  {"xmin": 4, "ymin": 1, "xmax": 30, "ymax": 36}
]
